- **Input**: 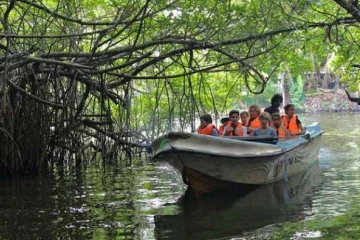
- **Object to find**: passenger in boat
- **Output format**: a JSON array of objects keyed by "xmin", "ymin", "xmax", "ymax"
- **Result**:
[
  {"xmin": 264, "ymin": 93, "xmax": 283, "ymax": 115},
  {"xmin": 218, "ymin": 117, "xmax": 229, "ymax": 136},
  {"xmin": 240, "ymin": 111, "xmax": 249, "ymax": 126},
  {"xmin": 197, "ymin": 114, "xmax": 219, "ymax": 136},
  {"xmin": 345, "ymin": 89, "xmax": 360, "ymax": 105},
  {"xmin": 223, "ymin": 110, "xmax": 248, "ymax": 136},
  {"xmin": 281, "ymin": 104, "xmax": 305, "ymax": 136},
  {"xmin": 252, "ymin": 112, "xmax": 277, "ymax": 137},
  {"xmin": 271, "ymin": 112, "xmax": 290, "ymax": 138},
  {"xmin": 246, "ymin": 105, "xmax": 262, "ymax": 135}
]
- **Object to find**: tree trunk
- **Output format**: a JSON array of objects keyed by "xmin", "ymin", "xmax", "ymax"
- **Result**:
[{"xmin": 281, "ymin": 69, "xmax": 292, "ymax": 106}]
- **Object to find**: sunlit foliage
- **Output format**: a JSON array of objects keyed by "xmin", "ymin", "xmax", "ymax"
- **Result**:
[{"xmin": 1, "ymin": 0, "xmax": 360, "ymax": 173}]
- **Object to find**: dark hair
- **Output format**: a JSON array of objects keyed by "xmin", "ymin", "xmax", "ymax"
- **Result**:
[
  {"xmin": 200, "ymin": 113, "xmax": 212, "ymax": 123},
  {"xmin": 221, "ymin": 117, "xmax": 229, "ymax": 124},
  {"xmin": 228, "ymin": 110, "xmax": 240, "ymax": 118},
  {"xmin": 284, "ymin": 104, "xmax": 294, "ymax": 112},
  {"xmin": 271, "ymin": 112, "xmax": 281, "ymax": 119},
  {"xmin": 271, "ymin": 94, "xmax": 283, "ymax": 105}
]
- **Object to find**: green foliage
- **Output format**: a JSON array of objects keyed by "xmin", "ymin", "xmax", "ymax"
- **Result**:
[
  {"xmin": 290, "ymin": 75, "xmax": 305, "ymax": 109},
  {"xmin": 262, "ymin": 206, "xmax": 360, "ymax": 240},
  {"xmin": 4, "ymin": 0, "xmax": 360, "ymax": 173}
]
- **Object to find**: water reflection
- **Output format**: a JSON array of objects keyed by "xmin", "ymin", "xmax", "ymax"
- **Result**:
[
  {"xmin": 154, "ymin": 161, "xmax": 321, "ymax": 239},
  {"xmin": 304, "ymin": 112, "xmax": 360, "ymax": 218},
  {"xmin": 1, "ymin": 113, "xmax": 360, "ymax": 239},
  {"xmin": 0, "ymin": 164, "xmax": 184, "ymax": 239}
]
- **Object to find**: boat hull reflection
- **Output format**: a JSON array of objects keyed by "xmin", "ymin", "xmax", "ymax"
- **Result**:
[{"xmin": 154, "ymin": 161, "xmax": 321, "ymax": 239}]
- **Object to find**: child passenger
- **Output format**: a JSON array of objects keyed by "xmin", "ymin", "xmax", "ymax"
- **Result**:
[
  {"xmin": 252, "ymin": 112, "xmax": 277, "ymax": 137},
  {"xmin": 197, "ymin": 114, "xmax": 219, "ymax": 136},
  {"xmin": 218, "ymin": 117, "xmax": 229, "ymax": 136},
  {"xmin": 271, "ymin": 113, "xmax": 290, "ymax": 138},
  {"xmin": 223, "ymin": 110, "xmax": 248, "ymax": 136},
  {"xmin": 240, "ymin": 111, "xmax": 249, "ymax": 126}
]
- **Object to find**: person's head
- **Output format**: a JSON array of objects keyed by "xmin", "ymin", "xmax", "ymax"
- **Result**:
[
  {"xmin": 240, "ymin": 111, "xmax": 249, "ymax": 123},
  {"xmin": 228, "ymin": 110, "xmax": 240, "ymax": 124},
  {"xmin": 220, "ymin": 117, "xmax": 229, "ymax": 125},
  {"xmin": 259, "ymin": 112, "xmax": 271, "ymax": 127},
  {"xmin": 271, "ymin": 94, "xmax": 283, "ymax": 107},
  {"xmin": 200, "ymin": 114, "xmax": 212, "ymax": 128},
  {"xmin": 271, "ymin": 112, "xmax": 282, "ymax": 127},
  {"xmin": 284, "ymin": 104, "xmax": 295, "ymax": 117},
  {"xmin": 248, "ymin": 105, "xmax": 261, "ymax": 119}
]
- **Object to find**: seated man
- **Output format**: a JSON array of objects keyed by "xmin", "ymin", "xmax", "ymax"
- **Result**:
[{"xmin": 223, "ymin": 110, "xmax": 248, "ymax": 136}]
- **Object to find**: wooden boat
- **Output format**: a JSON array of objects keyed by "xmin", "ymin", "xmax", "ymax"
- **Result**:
[{"xmin": 151, "ymin": 122, "xmax": 323, "ymax": 195}]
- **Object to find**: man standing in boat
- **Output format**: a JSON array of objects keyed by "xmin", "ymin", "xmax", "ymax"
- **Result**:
[
  {"xmin": 264, "ymin": 93, "xmax": 283, "ymax": 115},
  {"xmin": 223, "ymin": 110, "xmax": 248, "ymax": 136}
]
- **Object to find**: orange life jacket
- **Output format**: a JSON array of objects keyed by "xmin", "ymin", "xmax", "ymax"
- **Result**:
[
  {"xmin": 225, "ymin": 122, "xmax": 244, "ymax": 136},
  {"xmin": 218, "ymin": 125, "xmax": 225, "ymax": 136},
  {"xmin": 197, "ymin": 123, "xmax": 219, "ymax": 135},
  {"xmin": 274, "ymin": 125, "xmax": 288, "ymax": 138},
  {"xmin": 248, "ymin": 116, "xmax": 261, "ymax": 129},
  {"xmin": 281, "ymin": 114, "xmax": 300, "ymax": 134}
]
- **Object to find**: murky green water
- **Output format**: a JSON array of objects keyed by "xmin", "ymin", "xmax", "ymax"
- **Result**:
[{"xmin": 1, "ymin": 112, "xmax": 360, "ymax": 239}]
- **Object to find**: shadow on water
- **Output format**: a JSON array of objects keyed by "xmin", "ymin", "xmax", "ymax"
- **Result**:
[
  {"xmin": 0, "ymin": 170, "xmax": 91, "ymax": 239},
  {"xmin": 154, "ymin": 161, "xmax": 322, "ymax": 240}
]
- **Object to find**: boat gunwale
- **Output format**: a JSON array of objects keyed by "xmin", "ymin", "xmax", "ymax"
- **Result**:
[
  {"xmin": 152, "ymin": 148, "xmax": 284, "ymax": 161},
  {"xmin": 152, "ymin": 131, "xmax": 323, "ymax": 161}
]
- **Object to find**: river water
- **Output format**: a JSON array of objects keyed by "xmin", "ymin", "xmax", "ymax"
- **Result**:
[{"xmin": 1, "ymin": 112, "xmax": 360, "ymax": 239}]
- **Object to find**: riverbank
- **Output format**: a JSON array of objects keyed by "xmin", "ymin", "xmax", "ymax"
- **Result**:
[{"xmin": 303, "ymin": 88, "xmax": 359, "ymax": 113}]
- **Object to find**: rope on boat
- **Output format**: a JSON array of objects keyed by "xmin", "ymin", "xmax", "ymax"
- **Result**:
[
  {"xmin": 159, "ymin": 133, "xmax": 176, "ymax": 151},
  {"xmin": 282, "ymin": 149, "xmax": 288, "ymax": 182},
  {"xmin": 159, "ymin": 138, "xmax": 171, "ymax": 150}
]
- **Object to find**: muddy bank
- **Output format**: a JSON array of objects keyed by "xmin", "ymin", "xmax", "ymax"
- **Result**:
[{"xmin": 302, "ymin": 89, "xmax": 360, "ymax": 113}]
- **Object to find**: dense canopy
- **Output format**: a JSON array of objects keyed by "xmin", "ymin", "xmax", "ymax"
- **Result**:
[{"xmin": 1, "ymin": 0, "xmax": 360, "ymax": 174}]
